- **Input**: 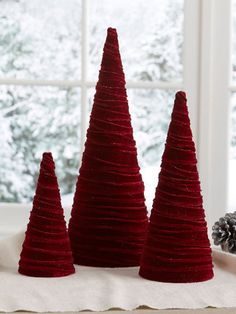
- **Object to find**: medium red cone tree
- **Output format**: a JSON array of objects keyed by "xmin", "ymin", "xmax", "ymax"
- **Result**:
[
  {"xmin": 68, "ymin": 28, "xmax": 148, "ymax": 267},
  {"xmin": 19, "ymin": 152, "xmax": 75, "ymax": 277},
  {"xmin": 139, "ymin": 91, "xmax": 214, "ymax": 283}
]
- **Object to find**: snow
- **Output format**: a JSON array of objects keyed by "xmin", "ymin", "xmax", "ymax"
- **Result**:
[
  {"xmin": 141, "ymin": 166, "xmax": 160, "ymax": 213},
  {"xmin": 0, "ymin": 0, "xmax": 81, "ymax": 80},
  {"xmin": 0, "ymin": 0, "xmax": 184, "ymax": 203},
  {"xmin": 88, "ymin": 0, "xmax": 183, "ymax": 82}
]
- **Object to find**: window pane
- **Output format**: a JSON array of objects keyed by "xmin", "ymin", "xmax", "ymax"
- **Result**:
[
  {"xmin": 88, "ymin": 0, "xmax": 184, "ymax": 82},
  {"xmin": 128, "ymin": 89, "xmax": 174, "ymax": 166},
  {"xmin": 87, "ymin": 87, "xmax": 174, "ymax": 211},
  {"xmin": 0, "ymin": 86, "xmax": 81, "ymax": 203},
  {"xmin": 0, "ymin": 0, "xmax": 81, "ymax": 80},
  {"xmin": 129, "ymin": 89, "xmax": 175, "ymax": 211}
]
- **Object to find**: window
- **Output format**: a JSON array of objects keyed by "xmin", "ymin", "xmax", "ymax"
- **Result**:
[
  {"xmin": 0, "ymin": 1, "xmax": 203, "ymax": 238},
  {"xmin": 201, "ymin": 0, "xmax": 236, "ymax": 225},
  {"xmin": 196, "ymin": 1, "xmax": 232, "ymax": 228},
  {"xmin": 1, "ymin": 0, "xmax": 195, "ymax": 210},
  {"xmin": 0, "ymin": 0, "xmax": 82, "ymax": 204}
]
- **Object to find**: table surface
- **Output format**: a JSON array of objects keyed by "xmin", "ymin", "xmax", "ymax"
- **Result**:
[{"xmin": 1, "ymin": 235, "xmax": 236, "ymax": 313}]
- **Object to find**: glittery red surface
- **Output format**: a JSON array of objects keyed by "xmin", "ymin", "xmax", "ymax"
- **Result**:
[
  {"xmin": 19, "ymin": 152, "xmax": 75, "ymax": 277},
  {"xmin": 139, "ymin": 92, "xmax": 214, "ymax": 283},
  {"xmin": 68, "ymin": 28, "xmax": 148, "ymax": 267}
]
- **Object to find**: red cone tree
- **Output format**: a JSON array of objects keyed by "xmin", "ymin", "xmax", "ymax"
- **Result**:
[
  {"xmin": 19, "ymin": 152, "xmax": 75, "ymax": 277},
  {"xmin": 139, "ymin": 91, "xmax": 214, "ymax": 283},
  {"xmin": 68, "ymin": 28, "xmax": 148, "ymax": 267}
]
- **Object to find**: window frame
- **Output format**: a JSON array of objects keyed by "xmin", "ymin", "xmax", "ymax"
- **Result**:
[
  {"xmin": 0, "ymin": 0, "xmax": 193, "ymax": 143},
  {"xmin": 0, "ymin": 0, "xmax": 205, "ymax": 233},
  {"xmin": 197, "ymin": 0, "xmax": 231, "ymax": 227}
]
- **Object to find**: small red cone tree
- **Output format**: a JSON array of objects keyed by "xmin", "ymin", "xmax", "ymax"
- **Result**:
[
  {"xmin": 19, "ymin": 152, "xmax": 75, "ymax": 277},
  {"xmin": 68, "ymin": 28, "xmax": 148, "ymax": 267},
  {"xmin": 139, "ymin": 91, "xmax": 214, "ymax": 283}
]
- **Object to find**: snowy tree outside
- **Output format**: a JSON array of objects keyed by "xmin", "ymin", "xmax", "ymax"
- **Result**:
[{"xmin": 0, "ymin": 0, "xmax": 184, "ymax": 204}]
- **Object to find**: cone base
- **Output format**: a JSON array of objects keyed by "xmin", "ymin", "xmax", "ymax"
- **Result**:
[
  {"xmin": 139, "ymin": 267, "xmax": 214, "ymax": 283},
  {"xmin": 18, "ymin": 266, "xmax": 75, "ymax": 278}
]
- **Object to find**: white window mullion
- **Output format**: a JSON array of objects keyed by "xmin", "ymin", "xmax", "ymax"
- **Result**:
[
  {"xmin": 0, "ymin": 79, "xmax": 181, "ymax": 89},
  {"xmin": 80, "ymin": 0, "xmax": 89, "ymax": 158},
  {"xmin": 183, "ymin": 0, "xmax": 201, "ymax": 144},
  {"xmin": 198, "ymin": 0, "xmax": 214, "ymax": 227},
  {"xmin": 125, "ymin": 81, "xmax": 183, "ymax": 90},
  {"xmin": 0, "ymin": 78, "xmax": 82, "ymax": 87},
  {"xmin": 229, "ymin": 85, "xmax": 236, "ymax": 92},
  {"xmin": 85, "ymin": 81, "xmax": 182, "ymax": 89},
  {"xmin": 198, "ymin": 0, "xmax": 231, "ymax": 227}
]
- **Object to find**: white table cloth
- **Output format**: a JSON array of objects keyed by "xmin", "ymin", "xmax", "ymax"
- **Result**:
[{"xmin": 0, "ymin": 232, "xmax": 235, "ymax": 312}]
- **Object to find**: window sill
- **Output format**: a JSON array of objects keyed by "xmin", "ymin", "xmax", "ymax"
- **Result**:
[{"xmin": 0, "ymin": 203, "xmax": 71, "ymax": 239}]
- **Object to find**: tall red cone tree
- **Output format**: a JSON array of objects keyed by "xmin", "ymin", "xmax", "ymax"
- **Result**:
[
  {"xmin": 139, "ymin": 91, "xmax": 214, "ymax": 283},
  {"xmin": 68, "ymin": 28, "xmax": 148, "ymax": 267},
  {"xmin": 19, "ymin": 152, "xmax": 75, "ymax": 277}
]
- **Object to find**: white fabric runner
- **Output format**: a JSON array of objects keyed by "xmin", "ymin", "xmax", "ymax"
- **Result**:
[{"xmin": 0, "ymin": 232, "xmax": 235, "ymax": 312}]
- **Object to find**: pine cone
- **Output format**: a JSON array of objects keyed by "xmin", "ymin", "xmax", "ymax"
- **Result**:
[{"xmin": 212, "ymin": 212, "xmax": 236, "ymax": 253}]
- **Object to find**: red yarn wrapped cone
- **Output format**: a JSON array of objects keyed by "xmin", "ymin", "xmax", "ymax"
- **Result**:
[
  {"xmin": 18, "ymin": 152, "xmax": 75, "ymax": 277},
  {"xmin": 68, "ymin": 28, "xmax": 148, "ymax": 267},
  {"xmin": 139, "ymin": 91, "xmax": 214, "ymax": 283}
]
